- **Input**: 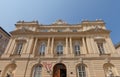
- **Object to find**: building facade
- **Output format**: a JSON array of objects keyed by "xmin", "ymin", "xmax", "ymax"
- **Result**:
[
  {"xmin": 0, "ymin": 27, "xmax": 10, "ymax": 56},
  {"xmin": 0, "ymin": 20, "xmax": 120, "ymax": 77},
  {"xmin": 115, "ymin": 43, "xmax": 120, "ymax": 54}
]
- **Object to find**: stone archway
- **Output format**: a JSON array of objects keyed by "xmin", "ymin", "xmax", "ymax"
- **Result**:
[{"xmin": 53, "ymin": 63, "xmax": 66, "ymax": 77}]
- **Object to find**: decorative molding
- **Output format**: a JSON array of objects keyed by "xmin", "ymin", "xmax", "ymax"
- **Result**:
[
  {"xmin": 79, "ymin": 58, "xmax": 83, "ymax": 63},
  {"xmin": 56, "ymin": 56, "xmax": 62, "ymax": 63},
  {"xmin": 37, "ymin": 58, "xmax": 41, "ymax": 63},
  {"xmin": 10, "ymin": 58, "xmax": 16, "ymax": 64},
  {"xmin": 104, "ymin": 57, "xmax": 110, "ymax": 63},
  {"xmin": 52, "ymin": 19, "xmax": 67, "ymax": 25}
]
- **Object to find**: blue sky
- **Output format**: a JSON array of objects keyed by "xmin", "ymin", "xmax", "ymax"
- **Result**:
[{"xmin": 0, "ymin": 0, "xmax": 120, "ymax": 44}]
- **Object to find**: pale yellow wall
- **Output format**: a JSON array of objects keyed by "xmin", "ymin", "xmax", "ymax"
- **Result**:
[{"xmin": 0, "ymin": 20, "xmax": 120, "ymax": 77}]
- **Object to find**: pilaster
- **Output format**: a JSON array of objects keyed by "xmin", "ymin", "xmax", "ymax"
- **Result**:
[
  {"xmin": 82, "ymin": 37, "xmax": 87, "ymax": 54},
  {"xmin": 69, "ymin": 37, "xmax": 73, "ymax": 55},
  {"xmin": 32, "ymin": 38, "xmax": 38, "ymax": 55},
  {"xmin": 86, "ymin": 37, "xmax": 92, "ymax": 54},
  {"xmin": 106, "ymin": 37, "xmax": 116, "ymax": 53},
  {"xmin": 51, "ymin": 37, "xmax": 54, "ymax": 55},
  {"xmin": 65, "ymin": 37, "xmax": 68, "ymax": 55},
  {"xmin": 46, "ymin": 37, "xmax": 50, "ymax": 54},
  {"xmin": 4, "ymin": 38, "xmax": 13, "ymax": 54}
]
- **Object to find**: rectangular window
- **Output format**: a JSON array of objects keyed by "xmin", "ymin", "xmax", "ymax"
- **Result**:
[
  {"xmin": 39, "ymin": 44, "xmax": 45, "ymax": 55},
  {"xmin": 78, "ymin": 65, "xmax": 86, "ymax": 77},
  {"xmin": 56, "ymin": 45, "xmax": 63, "ymax": 55},
  {"xmin": 97, "ymin": 43, "xmax": 105, "ymax": 54},
  {"xmin": 14, "ymin": 42, "xmax": 23, "ymax": 55},
  {"xmin": 75, "ymin": 45, "xmax": 80, "ymax": 55}
]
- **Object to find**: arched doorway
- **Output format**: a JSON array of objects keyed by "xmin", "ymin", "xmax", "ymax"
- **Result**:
[{"xmin": 53, "ymin": 63, "xmax": 66, "ymax": 77}]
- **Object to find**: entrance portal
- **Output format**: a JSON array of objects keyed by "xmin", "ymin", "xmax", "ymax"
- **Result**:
[{"xmin": 53, "ymin": 63, "xmax": 66, "ymax": 77}]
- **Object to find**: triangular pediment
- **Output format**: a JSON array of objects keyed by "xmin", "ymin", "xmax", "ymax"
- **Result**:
[
  {"xmin": 10, "ymin": 28, "xmax": 34, "ymax": 35},
  {"xmin": 84, "ymin": 28, "xmax": 110, "ymax": 33}
]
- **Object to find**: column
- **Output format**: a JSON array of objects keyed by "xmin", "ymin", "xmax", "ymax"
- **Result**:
[
  {"xmin": 46, "ymin": 37, "xmax": 50, "ymax": 54},
  {"xmin": 86, "ymin": 37, "xmax": 92, "ymax": 54},
  {"xmin": 51, "ymin": 37, "xmax": 54, "ymax": 54},
  {"xmin": 82, "ymin": 37, "xmax": 87, "ymax": 54},
  {"xmin": 65, "ymin": 37, "xmax": 68, "ymax": 54},
  {"xmin": 90, "ymin": 37, "xmax": 97, "ymax": 54},
  {"xmin": 4, "ymin": 38, "xmax": 13, "ymax": 54},
  {"xmin": 106, "ymin": 37, "xmax": 116, "ymax": 53},
  {"xmin": 32, "ymin": 38, "xmax": 38, "ymax": 55},
  {"xmin": 7, "ymin": 39, "xmax": 16, "ymax": 54},
  {"xmin": 26, "ymin": 38, "xmax": 34, "ymax": 53},
  {"xmin": 69, "ymin": 37, "xmax": 73, "ymax": 54}
]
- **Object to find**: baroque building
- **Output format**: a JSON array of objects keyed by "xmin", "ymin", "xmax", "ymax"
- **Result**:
[
  {"xmin": 0, "ymin": 19, "xmax": 120, "ymax": 77},
  {"xmin": 0, "ymin": 27, "xmax": 10, "ymax": 56},
  {"xmin": 115, "ymin": 43, "xmax": 120, "ymax": 54}
]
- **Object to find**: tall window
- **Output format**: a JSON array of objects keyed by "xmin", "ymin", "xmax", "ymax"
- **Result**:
[
  {"xmin": 77, "ymin": 65, "xmax": 86, "ymax": 77},
  {"xmin": 39, "ymin": 43, "xmax": 46, "ymax": 55},
  {"xmin": 15, "ymin": 42, "xmax": 23, "ymax": 55},
  {"xmin": 97, "ymin": 43, "xmax": 105, "ymax": 54},
  {"xmin": 74, "ymin": 44, "xmax": 80, "ymax": 55},
  {"xmin": 33, "ymin": 65, "xmax": 42, "ymax": 77},
  {"xmin": 56, "ymin": 43, "xmax": 63, "ymax": 55}
]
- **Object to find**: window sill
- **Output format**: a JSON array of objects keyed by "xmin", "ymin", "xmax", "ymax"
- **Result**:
[
  {"xmin": 99, "ymin": 53, "xmax": 111, "ymax": 56},
  {"xmin": 10, "ymin": 54, "xmax": 21, "ymax": 57}
]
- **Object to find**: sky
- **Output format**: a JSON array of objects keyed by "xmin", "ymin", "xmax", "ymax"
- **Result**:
[{"xmin": 0, "ymin": 0, "xmax": 120, "ymax": 44}]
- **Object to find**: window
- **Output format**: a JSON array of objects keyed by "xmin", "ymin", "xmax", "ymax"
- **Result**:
[
  {"xmin": 73, "ymin": 29, "xmax": 77, "ymax": 32},
  {"xmin": 41, "ymin": 29, "xmax": 48, "ymax": 32},
  {"xmin": 74, "ymin": 44, "xmax": 80, "ymax": 55},
  {"xmin": 97, "ymin": 43, "xmax": 105, "ymax": 54},
  {"xmin": 58, "ymin": 30, "xmax": 62, "ymax": 32},
  {"xmin": 56, "ymin": 43, "xmax": 63, "ymax": 55},
  {"xmin": 14, "ymin": 42, "xmax": 23, "ymax": 55},
  {"xmin": 0, "ymin": 34, "xmax": 2, "ymax": 39},
  {"xmin": 77, "ymin": 65, "xmax": 86, "ymax": 77},
  {"xmin": 39, "ymin": 43, "xmax": 46, "ymax": 55},
  {"xmin": 33, "ymin": 65, "xmax": 42, "ymax": 77}
]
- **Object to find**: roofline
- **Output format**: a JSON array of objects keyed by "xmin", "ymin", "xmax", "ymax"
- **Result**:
[
  {"xmin": 0, "ymin": 26, "xmax": 11, "ymax": 37},
  {"xmin": 115, "ymin": 42, "xmax": 120, "ymax": 49}
]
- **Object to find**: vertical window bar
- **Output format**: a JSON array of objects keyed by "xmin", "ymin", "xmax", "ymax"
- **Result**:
[
  {"xmin": 15, "ymin": 42, "xmax": 23, "ymax": 55},
  {"xmin": 97, "ymin": 43, "xmax": 105, "ymax": 54},
  {"xmin": 39, "ymin": 43, "xmax": 46, "ymax": 55},
  {"xmin": 78, "ymin": 65, "xmax": 86, "ymax": 77}
]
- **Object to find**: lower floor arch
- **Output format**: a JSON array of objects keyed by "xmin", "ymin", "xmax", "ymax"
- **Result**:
[{"xmin": 53, "ymin": 63, "xmax": 66, "ymax": 77}]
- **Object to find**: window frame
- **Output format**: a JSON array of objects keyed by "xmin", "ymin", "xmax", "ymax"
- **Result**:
[
  {"xmin": 74, "ymin": 42, "xmax": 80, "ymax": 55},
  {"xmin": 97, "ymin": 42, "xmax": 105, "ymax": 55},
  {"xmin": 33, "ymin": 65, "xmax": 42, "ymax": 77},
  {"xmin": 77, "ymin": 65, "xmax": 86, "ymax": 77},
  {"xmin": 14, "ymin": 42, "xmax": 24, "ymax": 55},
  {"xmin": 56, "ymin": 42, "xmax": 63, "ymax": 55},
  {"xmin": 39, "ymin": 42, "xmax": 46, "ymax": 55}
]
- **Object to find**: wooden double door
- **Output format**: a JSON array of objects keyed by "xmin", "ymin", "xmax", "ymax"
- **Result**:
[{"xmin": 53, "ymin": 63, "xmax": 66, "ymax": 77}]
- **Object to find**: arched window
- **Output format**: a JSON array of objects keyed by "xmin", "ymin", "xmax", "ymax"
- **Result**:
[
  {"xmin": 33, "ymin": 65, "xmax": 42, "ymax": 77},
  {"xmin": 74, "ymin": 42, "xmax": 80, "ymax": 55},
  {"xmin": 39, "ymin": 43, "xmax": 46, "ymax": 55},
  {"xmin": 77, "ymin": 65, "xmax": 86, "ymax": 77},
  {"xmin": 56, "ymin": 43, "xmax": 63, "ymax": 55}
]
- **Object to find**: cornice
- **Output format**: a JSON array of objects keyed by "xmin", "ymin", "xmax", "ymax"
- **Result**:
[
  {"xmin": 10, "ymin": 28, "xmax": 35, "ymax": 35},
  {"xmin": 0, "ymin": 56, "xmax": 120, "ymax": 61}
]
